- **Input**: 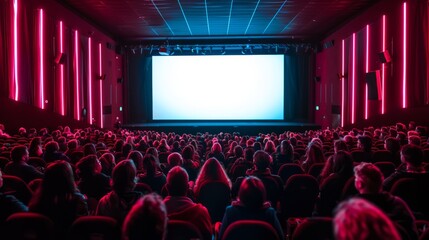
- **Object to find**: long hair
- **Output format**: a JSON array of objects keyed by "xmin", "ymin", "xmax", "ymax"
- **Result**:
[
  {"xmin": 193, "ymin": 158, "xmax": 231, "ymax": 197},
  {"xmin": 238, "ymin": 176, "xmax": 267, "ymax": 209},
  {"xmin": 112, "ymin": 160, "xmax": 137, "ymax": 196}
]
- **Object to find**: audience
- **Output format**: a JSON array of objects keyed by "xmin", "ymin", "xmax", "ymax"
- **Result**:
[
  {"xmin": 138, "ymin": 154, "xmax": 166, "ymax": 194},
  {"xmin": 193, "ymin": 158, "xmax": 232, "ymax": 199},
  {"xmin": 76, "ymin": 155, "xmax": 111, "ymax": 200},
  {"xmin": 334, "ymin": 198, "xmax": 401, "ymax": 240},
  {"xmin": 0, "ymin": 169, "xmax": 28, "ymax": 224},
  {"xmin": 122, "ymin": 193, "xmax": 167, "ymax": 240},
  {"xmin": 4, "ymin": 145, "xmax": 44, "ymax": 183},
  {"xmin": 164, "ymin": 166, "xmax": 212, "ymax": 240}
]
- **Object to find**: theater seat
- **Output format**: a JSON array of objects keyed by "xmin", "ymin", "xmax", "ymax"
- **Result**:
[
  {"xmin": 291, "ymin": 217, "xmax": 333, "ymax": 240},
  {"xmin": 277, "ymin": 163, "xmax": 304, "ymax": 184},
  {"xmin": 166, "ymin": 220, "xmax": 203, "ymax": 240},
  {"xmin": 5, "ymin": 212, "xmax": 55, "ymax": 240},
  {"xmin": 221, "ymin": 220, "xmax": 280, "ymax": 240},
  {"xmin": 374, "ymin": 162, "xmax": 396, "ymax": 178},
  {"xmin": 195, "ymin": 181, "xmax": 231, "ymax": 223},
  {"xmin": 68, "ymin": 216, "xmax": 120, "ymax": 240},
  {"xmin": 2, "ymin": 175, "xmax": 33, "ymax": 205}
]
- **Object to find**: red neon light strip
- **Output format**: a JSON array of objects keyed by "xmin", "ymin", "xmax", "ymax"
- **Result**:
[
  {"xmin": 13, "ymin": 0, "xmax": 19, "ymax": 101},
  {"xmin": 402, "ymin": 2, "xmax": 407, "ymax": 108},
  {"xmin": 365, "ymin": 25, "xmax": 369, "ymax": 119},
  {"xmin": 75, "ymin": 30, "xmax": 80, "ymax": 120},
  {"xmin": 341, "ymin": 39, "xmax": 345, "ymax": 127},
  {"xmin": 88, "ymin": 37, "xmax": 93, "ymax": 125},
  {"xmin": 352, "ymin": 33, "xmax": 356, "ymax": 124},
  {"xmin": 60, "ymin": 21, "xmax": 65, "ymax": 115},
  {"xmin": 39, "ymin": 9, "xmax": 44, "ymax": 109},
  {"xmin": 382, "ymin": 15, "xmax": 386, "ymax": 114},
  {"xmin": 99, "ymin": 43, "xmax": 103, "ymax": 128}
]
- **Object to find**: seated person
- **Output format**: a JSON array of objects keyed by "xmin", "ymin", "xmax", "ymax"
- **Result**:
[
  {"xmin": 4, "ymin": 145, "xmax": 43, "ymax": 183},
  {"xmin": 219, "ymin": 176, "xmax": 284, "ymax": 240},
  {"xmin": 354, "ymin": 163, "xmax": 417, "ymax": 239},
  {"xmin": 163, "ymin": 166, "xmax": 212, "ymax": 240},
  {"xmin": 122, "ymin": 193, "xmax": 167, "ymax": 240},
  {"xmin": 138, "ymin": 154, "xmax": 166, "ymax": 194},
  {"xmin": 334, "ymin": 198, "xmax": 401, "ymax": 240},
  {"xmin": 0, "ymin": 169, "xmax": 28, "ymax": 224},
  {"xmin": 76, "ymin": 155, "xmax": 111, "ymax": 200}
]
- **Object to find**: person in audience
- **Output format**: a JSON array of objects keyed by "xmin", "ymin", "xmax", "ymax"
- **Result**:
[
  {"xmin": 219, "ymin": 176, "xmax": 284, "ymax": 240},
  {"xmin": 225, "ymin": 144, "xmax": 242, "ymax": 170},
  {"xmin": 302, "ymin": 143, "xmax": 325, "ymax": 172},
  {"xmin": 357, "ymin": 135, "xmax": 373, "ymax": 163},
  {"xmin": 122, "ymin": 193, "xmax": 167, "ymax": 240},
  {"xmin": 43, "ymin": 141, "xmax": 70, "ymax": 163},
  {"xmin": 163, "ymin": 152, "xmax": 183, "ymax": 174},
  {"xmin": 334, "ymin": 198, "xmax": 401, "ymax": 240},
  {"xmin": 385, "ymin": 137, "xmax": 402, "ymax": 166},
  {"xmin": 29, "ymin": 160, "xmax": 88, "ymax": 237},
  {"xmin": 229, "ymin": 147, "xmax": 254, "ymax": 182},
  {"xmin": 264, "ymin": 140, "xmax": 277, "ymax": 156},
  {"xmin": 127, "ymin": 150, "xmax": 144, "ymax": 173},
  {"xmin": 164, "ymin": 166, "xmax": 212, "ymax": 240},
  {"xmin": 318, "ymin": 155, "xmax": 334, "ymax": 184},
  {"xmin": 76, "ymin": 155, "xmax": 111, "ymax": 200},
  {"xmin": 96, "ymin": 160, "xmax": 142, "ymax": 224},
  {"xmin": 273, "ymin": 140, "xmax": 294, "ymax": 174},
  {"xmin": 28, "ymin": 137, "xmax": 43, "ymax": 158},
  {"xmin": 408, "ymin": 135, "xmax": 421, "ymax": 146},
  {"xmin": 0, "ymin": 168, "xmax": 28, "ymax": 224},
  {"xmin": 138, "ymin": 154, "xmax": 166, "ymax": 194},
  {"xmin": 317, "ymin": 151, "xmax": 354, "ymax": 216},
  {"xmin": 99, "ymin": 152, "xmax": 116, "ymax": 176},
  {"xmin": 181, "ymin": 145, "xmax": 200, "ymax": 181},
  {"xmin": 206, "ymin": 142, "xmax": 225, "ymax": 165},
  {"xmin": 193, "ymin": 158, "xmax": 232, "ymax": 199},
  {"xmin": 354, "ymin": 162, "xmax": 418, "ymax": 239},
  {"xmin": 383, "ymin": 144, "xmax": 429, "ymax": 191},
  {"xmin": 82, "ymin": 143, "xmax": 97, "ymax": 157},
  {"xmin": 4, "ymin": 145, "xmax": 44, "ymax": 183},
  {"xmin": 334, "ymin": 139, "xmax": 349, "ymax": 153}
]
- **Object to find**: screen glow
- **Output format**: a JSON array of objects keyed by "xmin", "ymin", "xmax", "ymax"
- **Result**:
[{"xmin": 152, "ymin": 55, "xmax": 284, "ymax": 120}]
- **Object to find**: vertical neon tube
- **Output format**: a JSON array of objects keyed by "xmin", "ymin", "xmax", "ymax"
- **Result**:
[
  {"xmin": 13, "ymin": 0, "xmax": 19, "ymax": 101},
  {"xmin": 75, "ymin": 30, "xmax": 80, "ymax": 120},
  {"xmin": 402, "ymin": 2, "xmax": 407, "ymax": 108},
  {"xmin": 60, "ymin": 21, "xmax": 65, "ymax": 115},
  {"xmin": 352, "ymin": 33, "xmax": 356, "ymax": 124},
  {"xmin": 341, "ymin": 39, "xmax": 345, "ymax": 127},
  {"xmin": 39, "ymin": 9, "xmax": 44, "ymax": 109},
  {"xmin": 88, "ymin": 37, "xmax": 93, "ymax": 125},
  {"xmin": 99, "ymin": 43, "xmax": 103, "ymax": 129},
  {"xmin": 365, "ymin": 25, "xmax": 369, "ymax": 119},
  {"xmin": 382, "ymin": 15, "xmax": 386, "ymax": 114}
]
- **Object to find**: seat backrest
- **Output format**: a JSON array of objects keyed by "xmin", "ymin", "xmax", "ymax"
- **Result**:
[
  {"xmin": 372, "ymin": 150, "xmax": 393, "ymax": 163},
  {"xmin": 27, "ymin": 157, "xmax": 46, "ymax": 168},
  {"xmin": 374, "ymin": 161, "xmax": 396, "ymax": 178},
  {"xmin": 221, "ymin": 220, "xmax": 280, "ymax": 240},
  {"xmin": 340, "ymin": 176, "xmax": 358, "ymax": 200},
  {"xmin": 291, "ymin": 217, "xmax": 333, "ymax": 240},
  {"xmin": 134, "ymin": 182, "xmax": 153, "ymax": 194},
  {"xmin": 308, "ymin": 163, "xmax": 325, "ymax": 179},
  {"xmin": 281, "ymin": 174, "xmax": 319, "ymax": 219},
  {"xmin": 196, "ymin": 181, "xmax": 231, "ymax": 222},
  {"xmin": 68, "ymin": 216, "xmax": 120, "ymax": 240},
  {"xmin": 5, "ymin": 212, "xmax": 55, "ymax": 240},
  {"xmin": 0, "ymin": 156, "xmax": 10, "ymax": 169},
  {"xmin": 278, "ymin": 163, "xmax": 304, "ymax": 184},
  {"xmin": 390, "ymin": 178, "xmax": 420, "ymax": 213},
  {"xmin": 166, "ymin": 220, "xmax": 203, "ymax": 240},
  {"xmin": 351, "ymin": 150, "xmax": 365, "ymax": 163},
  {"xmin": 2, "ymin": 175, "xmax": 33, "ymax": 204}
]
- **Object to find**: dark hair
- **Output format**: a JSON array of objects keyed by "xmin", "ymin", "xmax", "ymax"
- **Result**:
[
  {"xmin": 385, "ymin": 137, "xmax": 400, "ymax": 153},
  {"xmin": 358, "ymin": 135, "xmax": 372, "ymax": 152},
  {"xmin": 167, "ymin": 152, "xmax": 183, "ymax": 167},
  {"xmin": 401, "ymin": 144, "xmax": 423, "ymax": 168},
  {"xmin": 233, "ymin": 145, "xmax": 244, "ymax": 158},
  {"xmin": 44, "ymin": 141, "xmax": 59, "ymax": 153},
  {"xmin": 166, "ymin": 166, "xmax": 189, "ymax": 196},
  {"xmin": 142, "ymin": 154, "xmax": 159, "ymax": 177},
  {"xmin": 10, "ymin": 144, "xmax": 28, "ymax": 162},
  {"xmin": 181, "ymin": 145, "xmax": 194, "ymax": 160},
  {"xmin": 238, "ymin": 176, "xmax": 267, "ymax": 209},
  {"xmin": 83, "ymin": 143, "xmax": 96, "ymax": 156},
  {"xmin": 112, "ymin": 160, "xmax": 136, "ymax": 195},
  {"xmin": 76, "ymin": 155, "xmax": 99, "ymax": 179},
  {"xmin": 333, "ymin": 151, "xmax": 354, "ymax": 177},
  {"xmin": 122, "ymin": 193, "xmax": 167, "ymax": 240},
  {"xmin": 334, "ymin": 140, "xmax": 348, "ymax": 153},
  {"xmin": 354, "ymin": 162, "xmax": 384, "ymax": 193},
  {"xmin": 127, "ymin": 151, "xmax": 144, "ymax": 171},
  {"xmin": 253, "ymin": 150, "xmax": 271, "ymax": 170}
]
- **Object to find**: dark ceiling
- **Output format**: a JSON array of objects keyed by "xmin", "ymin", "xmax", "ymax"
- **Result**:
[{"xmin": 58, "ymin": 0, "xmax": 380, "ymax": 44}]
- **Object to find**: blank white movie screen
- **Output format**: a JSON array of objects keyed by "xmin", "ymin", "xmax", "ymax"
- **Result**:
[{"xmin": 152, "ymin": 55, "xmax": 284, "ymax": 120}]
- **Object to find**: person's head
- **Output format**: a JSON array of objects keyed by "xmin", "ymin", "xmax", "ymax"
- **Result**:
[
  {"xmin": 83, "ymin": 143, "xmax": 96, "ymax": 156},
  {"xmin": 127, "ymin": 151, "xmax": 144, "ymax": 171},
  {"xmin": 354, "ymin": 162, "xmax": 384, "ymax": 194},
  {"xmin": 145, "ymin": 147, "xmax": 159, "ymax": 159},
  {"xmin": 44, "ymin": 141, "xmax": 59, "ymax": 153},
  {"xmin": 41, "ymin": 160, "xmax": 77, "ymax": 196},
  {"xmin": 384, "ymin": 137, "xmax": 400, "ymax": 153},
  {"xmin": 334, "ymin": 140, "xmax": 348, "ymax": 153},
  {"xmin": 122, "ymin": 143, "xmax": 133, "ymax": 156},
  {"xmin": 408, "ymin": 135, "xmax": 421, "ymax": 146},
  {"xmin": 181, "ymin": 145, "xmax": 194, "ymax": 160},
  {"xmin": 122, "ymin": 193, "xmax": 167, "ymax": 240},
  {"xmin": 76, "ymin": 154, "xmax": 102, "ymax": 179},
  {"xmin": 211, "ymin": 142, "xmax": 222, "ymax": 154},
  {"xmin": 195, "ymin": 158, "xmax": 231, "ymax": 187},
  {"xmin": 112, "ymin": 160, "xmax": 137, "ymax": 195},
  {"xmin": 264, "ymin": 140, "xmax": 276, "ymax": 154},
  {"xmin": 233, "ymin": 145, "xmax": 244, "ymax": 158},
  {"xmin": 305, "ymin": 144, "xmax": 325, "ymax": 164},
  {"xmin": 166, "ymin": 166, "xmax": 189, "ymax": 196},
  {"xmin": 99, "ymin": 152, "xmax": 116, "ymax": 176},
  {"xmin": 238, "ymin": 176, "xmax": 267, "ymax": 209},
  {"xmin": 167, "ymin": 152, "xmax": 183, "ymax": 167},
  {"xmin": 334, "ymin": 198, "xmax": 400, "ymax": 240},
  {"xmin": 358, "ymin": 135, "xmax": 372, "ymax": 152},
  {"xmin": 142, "ymin": 154, "xmax": 159, "ymax": 176},
  {"xmin": 10, "ymin": 145, "xmax": 29, "ymax": 163},
  {"xmin": 400, "ymin": 144, "xmax": 423, "ymax": 168},
  {"xmin": 253, "ymin": 150, "xmax": 271, "ymax": 170},
  {"xmin": 244, "ymin": 147, "xmax": 255, "ymax": 162},
  {"xmin": 29, "ymin": 137, "xmax": 43, "ymax": 151},
  {"xmin": 332, "ymin": 151, "xmax": 354, "ymax": 177}
]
